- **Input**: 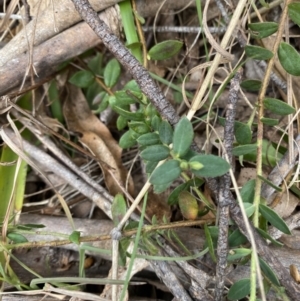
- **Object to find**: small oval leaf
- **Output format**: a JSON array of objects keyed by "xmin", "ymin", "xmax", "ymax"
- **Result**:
[
  {"xmin": 151, "ymin": 115, "xmax": 161, "ymax": 132},
  {"xmin": 119, "ymin": 130, "xmax": 137, "ymax": 149},
  {"xmin": 259, "ymin": 204, "xmax": 291, "ymax": 235},
  {"xmin": 235, "ymin": 122, "xmax": 252, "ymax": 145},
  {"xmin": 260, "ymin": 117, "xmax": 279, "ymax": 126},
  {"xmin": 245, "ymin": 45, "xmax": 274, "ymax": 60},
  {"xmin": 240, "ymin": 179, "xmax": 255, "ymax": 203},
  {"xmin": 240, "ymin": 79, "xmax": 262, "ymax": 91},
  {"xmin": 146, "ymin": 161, "xmax": 159, "ymax": 174},
  {"xmin": 248, "ymin": 22, "xmax": 278, "ymax": 39},
  {"xmin": 173, "ymin": 117, "xmax": 194, "ymax": 157},
  {"xmin": 140, "ymin": 145, "xmax": 170, "ymax": 161},
  {"xmin": 159, "ymin": 120, "xmax": 173, "ymax": 145},
  {"xmin": 116, "ymin": 115, "xmax": 128, "ymax": 131},
  {"xmin": 115, "ymin": 90, "xmax": 137, "ymax": 106},
  {"xmin": 129, "ymin": 121, "xmax": 150, "ymax": 135},
  {"xmin": 137, "ymin": 133, "xmax": 160, "ymax": 146},
  {"xmin": 228, "ymin": 278, "xmax": 250, "ymax": 300},
  {"xmin": 278, "ymin": 42, "xmax": 300, "ymax": 76},
  {"xmin": 288, "ymin": 3, "xmax": 300, "ymax": 27},
  {"xmin": 232, "ymin": 144, "xmax": 257, "ymax": 156},
  {"xmin": 178, "ymin": 191, "xmax": 198, "ymax": 220},
  {"xmin": 263, "ymin": 97, "xmax": 296, "ymax": 115},
  {"xmin": 150, "ymin": 160, "xmax": 181, "ymax": 185},
  {"xmin": 7, "ymin": 232, "xmax": 28, "ymax": 244},
  {"xmin": 104, "ymin": 58, "xmax": 121, "ymax": 88},
  {"xmin": 189, "ymin": 155, "xmax": 230, "ymax": 178},
  {"xmin": 69, "ymin": 70, "xmax": 94, "ymax": 88},
  {"xmin": 88, "ymin": 52, "xmax": 103, "ymax": 75},
  {"xmin": 148, "ymin": 40, "xmax": 183, "ymax": 60},
  {"xmin": 153, "ymin": 182, "xmax": 173, "ymax": 194}
]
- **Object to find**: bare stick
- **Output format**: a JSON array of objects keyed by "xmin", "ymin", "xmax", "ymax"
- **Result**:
[{"xmin": 215, "ymin": 69, "xmax": 243, "ymax": 301}]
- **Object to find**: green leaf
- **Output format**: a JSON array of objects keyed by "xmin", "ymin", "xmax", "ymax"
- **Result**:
[
  {"xmin": 245, "ymin": 45, "xmax": 274, "ymax": 60},
  {"xmin": 129, "ymin": 121, "xmax": 150, "ymax": 135},
  {"xmin": 240, "ymin": 79, "xmax": 262, "ymax": 91},
  {"xmin": 288, "ymin": 3, "xmax": 300, "ymax": 27},
  {"xmin": 178, "ymin": 191, "xmax": 198, "ymax": 220},
  {"xmin": 88, "ymin": 52, "xmax": 103, "ymax": 75},
  {"xmin": 110, "ymin": 104, "xmax": 144, "ymax": 121},
  {"xmin": 145, "ymin": 161, "xmax": 159, "ymax": 174},
  {"xmin": 263, "ymin": 97, "xmax": 296, "ymax": 115},
  {"xmin": 228, "ymin": 278, "xmax": 250, "ymax": 300},
  {"xmin": 104, "ymin": 58, "xmax": 121, "ymax": 88},
  {"xmin": 94, "ymin": 92, "xmax": 109, "ymax": 113},
  {"xmin": 112, "ymin": 194, "xmax": 127, "ymax": 227},
  {"xmin": 189, "ymin": 155, "xmax": 230, "ymax": 178},
  {"xmin": 240, "ymin": 179, "xmax": 255, "ymax": 203},
  {"xmin": 151, "ymin": 115, "xmax": 161, "ymax": 132},
  {"xmin": 69, "ymin": 70, "xmax": 94, "ymax": 88},
  {"xmin": 259, "ymin": 257, "xmax": 280, "ymax": 286},
  {"xmin": 257, "ymin": 175, "xmax": 282, "ymax": 192},
  {"xmin": 86, "ymin": 81, "xmax": 103, "ymax": 106},
  {"xmin": 227, "ymin": 248, "xmax": 251, "ymax": 262},
  {"xmin": 69, "ymin": 231, "xmax": 81, "ymax": 245},
  {"xmin": 260, "ymin": 117, "xmax": 279, "ymax": 126},
  {"xmin": 219, "ymin": 118, "xmax": 252, "ymax": 145},
  {"xmin": 137, "ymin": 133, "xmax": 160, "ymax": 146},
  {"xmin": 235, "ymin": 122, "xmax": 252, "ymax": 145},
  {"xmin": 153, "ymin": 182, "xmax": 173, "ymax": 193},
  {"xmin": 116, "ymin": 115, "xmax": 128, "ymax": 131},
  {"xmin": 119, "ymin": 130, "xmax": 137, "ymax": 149},
  {"xmin": 232, "ymin": 144, "xmax": 257, "ymax": 156},
  {"xmin": 148, "ymin": 40, "xmax": 183, "ymax": 60},
  {"xmin": 145, "ymin": 104, "xmax": 158, "ymax": 120},
  {"xmin": 115, "ymin": 90, "xmax": 138, "ymax": 106},
  {"xmin": 159, "ymin": 120, "xmax": 174, "ymax": 145},
  {"xmin": 168, "ymin": 178, "xmax": 204, "ymax": 205},
  {"xmin": 259, "ymin": 204, "xmax": 291, "ymax": 235},
  {"xmin": 173, "ymin": 117, "xmax": 194, "ymax": 157},
  {"xmin": 248, "ymin": 22, "xmax": 278, "ymax": 39},
  {"xmin": 150, "ymin": 160, "xmax": 181, "ymax": 185},
  {"xmin": 244, "ymin": 202, "xmax": 255, "ymax": 218},
  {"xmin": 7, "ymin": 232, "xmax": 28, "ymax": 244},
  {"xmin": 278, "ymin": 42, "xmax": 300, "ymax": 76},
  {"xmin": 244, "ymin": 139, "xmax": 282, "ymax": 167},
  {"xmin": 124, "ymin": 80, "xmax": 141, "ymax": 93},
  {"xmin": 228, "ymin": 229, "xmax": 248, "ymax": 248},
  {"xmin": 256, "ymin": 228, "xmax": 284, "ymax": 247},
  {"xmin": 204, "ymin": 224, "xmax": 217, "ymax": 262},
  {"xmin": 140, "ymin": 145, "xmax": 170, "ymax": 161}
]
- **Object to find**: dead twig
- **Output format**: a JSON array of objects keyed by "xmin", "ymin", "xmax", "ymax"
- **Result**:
[{"xmin": 215, "ymin": 69, "xmax": 243, "ymax": 301}]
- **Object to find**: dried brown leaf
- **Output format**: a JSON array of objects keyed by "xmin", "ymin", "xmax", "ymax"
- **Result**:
[{"xmin": 64, "ymin": 85, "xmax": 134, "ymax": 196}]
